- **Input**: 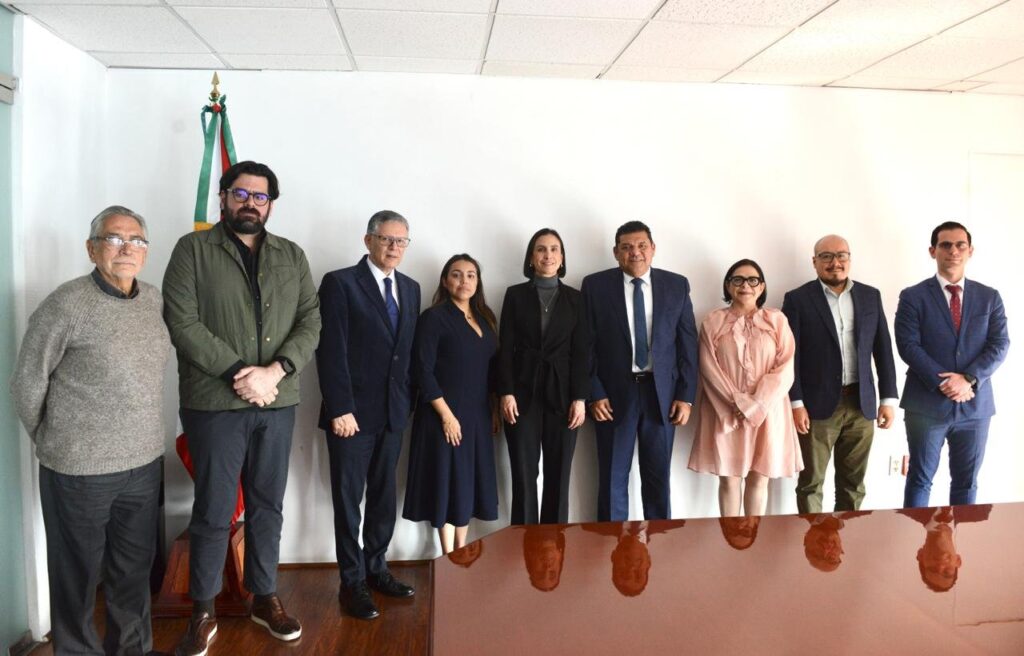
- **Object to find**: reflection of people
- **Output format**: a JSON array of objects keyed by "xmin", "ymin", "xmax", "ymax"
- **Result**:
[
  {"xmin": 316, "ymin": 210, "xmax": 420, "ymax": 620},
  {"xmin": 403, "ymin": 255, "xmax": 499, "ymax": 554},
  {"xmin": 163, "ymin": 161, "xmax": 320, "ymax": 653},
  {"xmin": 582, "ymin": 221, "xmax": 698, "ymax": 521},
  {"xmin": 898, "ymin": 505, "xmax": 992, "ymax": 592},
  {"xmin": 498, "ymin": 229, "xmax": 591, "ymax": 524},
  {"xmin": 801, "ymin": 512, "xmax": 870, "ymax": 572},
  {"xmin": 782, "ymin": 235, "xmax": 899, "ymax": 513},
  {"xmin": 718, "ymin": 516, "xmax": 760, "ymax": 550},
  {"xmin": 447, "ymin": 541, "xmax": 484, "ymax": 568},
  {"xmin": 895, "ymin": 222, "xmax": 1009, "ymax": 507},
  {"xmin": 688, "ymin": 259, "xmax": 802, "ymax": 517},
  {"xmin": 11, "ymin": 207, "xmax": 170, "ymax": 655},
  {"xmin": 520, "ymin": 526, "xmax": 566, "ymax": 591},
  {"xmin": 583, "ymin": 521, "xmax": 677, "ymax": 597}
]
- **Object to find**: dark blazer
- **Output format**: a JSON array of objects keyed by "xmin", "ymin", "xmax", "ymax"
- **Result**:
[
  {"xmin": 496, "ymin": 281, "xmax": 591, "ymax": 415},
  {"xmin": 894, "ymin": 277, "xmax": 1008, "ymax": 420},
  {"xmin": 782, "ymin": 279, "xmax": 899, "ymax": 420},
  {"xmin": 581, "ymin": 267, "xmax": 698, "ymax": 422},
  {"xmin": 316, "ymin": 255, "xmax": 421, "ymax": 434}
]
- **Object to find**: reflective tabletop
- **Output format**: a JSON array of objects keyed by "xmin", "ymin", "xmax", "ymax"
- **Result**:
[{"xmin": 433, "ymin": 504, "xmax": 1024, "ymax": 655}]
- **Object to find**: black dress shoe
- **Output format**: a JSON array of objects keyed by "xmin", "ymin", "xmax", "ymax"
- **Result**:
[
  {"xmin": 340, "ymin": 581, "xmax": 380, "ymax": 620},
  {"xmin": 368, "ymin": 571, "xmax": 416, "ymax": 598}
]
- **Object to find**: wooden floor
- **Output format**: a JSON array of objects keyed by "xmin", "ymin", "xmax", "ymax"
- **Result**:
[{"xmin": 30, "ymin": 562, "xmax": 432, "ymax": 656}]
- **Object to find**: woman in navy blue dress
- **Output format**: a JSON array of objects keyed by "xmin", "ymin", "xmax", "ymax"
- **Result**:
[{"xmin": 403, "ymin": 254, "xmax": 499, "ymax": 554}]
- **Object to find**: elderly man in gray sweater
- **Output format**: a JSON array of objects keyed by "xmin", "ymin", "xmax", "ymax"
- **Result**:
[{"xmin": 11, "ymin": 205, "xmax": 171, "ymax": 656}]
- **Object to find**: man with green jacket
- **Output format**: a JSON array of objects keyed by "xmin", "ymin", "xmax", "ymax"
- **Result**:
[{"xmin": 163, "ymin": 161, "xmax": 320, "ymax": 656}]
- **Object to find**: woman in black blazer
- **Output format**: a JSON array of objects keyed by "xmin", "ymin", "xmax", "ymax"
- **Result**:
[{"xmin": 498, "ymin": 228, "xmax": 591, "ymax": 525}]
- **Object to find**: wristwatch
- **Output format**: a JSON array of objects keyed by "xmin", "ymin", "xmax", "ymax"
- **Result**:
[
  {"xmin": 276, "ymin": 356, "xmax": 296, "ymax": 377},
  {"xmin": 963, "ymin": 373, "xmax": 978, "ymax": 389}
]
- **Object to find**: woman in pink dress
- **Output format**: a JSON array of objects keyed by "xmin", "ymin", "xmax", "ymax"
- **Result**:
[{"xmin": 688, "ymin": 259, "xmax": 802, "ymax": 517}]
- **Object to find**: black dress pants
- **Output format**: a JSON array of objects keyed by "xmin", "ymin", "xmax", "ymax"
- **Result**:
[{"xmin": 505, "ymin": 402, "xmax": 577, "ymax": 525}]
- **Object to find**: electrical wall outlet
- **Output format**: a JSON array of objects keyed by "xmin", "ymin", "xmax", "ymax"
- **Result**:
[{"xmin": 889, "ymin": 456, "xmax": 902, "ymax": 476}]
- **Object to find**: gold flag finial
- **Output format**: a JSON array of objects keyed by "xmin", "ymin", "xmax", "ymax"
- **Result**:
[{"xmin": 210, "ymin": 72, "xmax": 221, "ymax": 104}]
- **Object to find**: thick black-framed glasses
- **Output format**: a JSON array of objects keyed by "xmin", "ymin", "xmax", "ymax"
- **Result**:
[
  {"xmin": 226, "ymin": 188, "xmax": 271, "ymax": 206},
  {"xmin": 727, "ymin": 276, "xmax": 763, "ymax": 288}
]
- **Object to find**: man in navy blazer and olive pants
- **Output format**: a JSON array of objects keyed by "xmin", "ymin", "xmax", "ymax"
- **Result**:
[
  {"xmin": 316, "ymin": 210, "xmax": 421, "ymax": 620},
  {"xmin": 582, "ymin": 221, "xmax": 698, "ymax": 522},
  {"xmin": 782, "ymin": 235, "xmax": 899, "ymax": 512},
  {"xmin": 895, "ymin": 221, "xmax": 1009, "ymax": 508}
]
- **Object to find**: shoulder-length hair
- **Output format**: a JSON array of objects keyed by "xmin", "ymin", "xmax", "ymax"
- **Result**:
[
  {"xmin": 431, "ymin": 253, "xmax": 497, "ymax": 331},
  {"xmin": 521, "ymin": 228, "xmax": 567, "ymax": 279}
]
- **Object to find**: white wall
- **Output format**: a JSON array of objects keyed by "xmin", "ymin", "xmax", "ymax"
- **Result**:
[{"xmin": 15, "ymin": 24, "xmax": 1024, "ymax": 567}]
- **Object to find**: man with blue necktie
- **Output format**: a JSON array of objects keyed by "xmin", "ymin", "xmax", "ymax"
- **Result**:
[
  {"xmin": 317, "ymin": 210, "xmax": 421, "ymax": 619},
  {"xmin": 895, "ymin": 221, "xmax": 1009, "ymax": 508},
  {"xmin": 582, "ymin": 221, "xmax": 698, "ymax": 521}
]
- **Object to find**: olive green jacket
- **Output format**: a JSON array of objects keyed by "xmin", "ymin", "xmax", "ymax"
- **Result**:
[{"xmin": 162, "ymin": 222, "xmax": 321, "ymax": 410}]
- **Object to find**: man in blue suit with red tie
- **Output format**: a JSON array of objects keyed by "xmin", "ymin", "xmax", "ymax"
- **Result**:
[
  {"xmin": 895, "ymin": 221, "xmax": 1009, "ymax": 508},
  {"xmin": 317, "ymin": 210, "xmax": 421, "ymax": 619},
  {"xmin": 582, "ymin": 221, "xmax": 698, "ymax": 522}
]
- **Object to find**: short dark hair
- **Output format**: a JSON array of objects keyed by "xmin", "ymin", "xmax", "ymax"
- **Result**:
[
  {"xmin": 431, "ymin": 253, "xmax": 498, "ymax": 332},
  {"xmin": 522, "ymin": 228, "xmax": 567, "ymax": 279},
  {"xmin": 930, "ymin": 221, "xmax": 971, "ymax": 247},
  {"xmin": 722, "ymin": 258, "xmax": 768, "ymax": 308},
  {"xmin": 367, "ymin": 210, "xmax": 408, "ymax": 235},
  {"xmin": 615, "ymin": 221, "xmax": 653, "ymax": 246},
  {"xmin": 219, "ymin": 160, "xmax": 280, "ymax": 200}
]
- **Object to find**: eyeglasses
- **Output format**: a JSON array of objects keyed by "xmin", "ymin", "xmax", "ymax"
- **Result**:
[
  {"xmin": 93, "ymin": 235, "xmax": 149, "ymax": 250},
  {"xmin": 936, "ymin": 241, "xmax": 970, "ymax": 252},
  {"xmin": 727, "ymin": 276, "xmax": 763, "ymax": 288},
  {"xmin": 815, "ymin": 251, "xmax": 850, "ymax": 263},
  {"xmin": 225, "ymin": 188, "xmax": 271, "ymax": 206},
  {"xmin": 369, "ymin": 234, "xmax": 412, "ymax": 249}
]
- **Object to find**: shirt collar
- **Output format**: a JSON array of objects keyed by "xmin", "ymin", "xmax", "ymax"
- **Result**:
[
  {"xmin": 622, "ymin": 269, "xmax": 652, "ymax": 286},
  {"xmin": 819, "ymin": 278, "xmax": 854, "ymax": 298},
  {"xmin": 366, "ymin": 257, "xmax": 396, "ymax": 284},
  {"xmin": 91, "ymin": 268, "xmax": 139, "ymax": 299},
  {"xmin": 936, "ymin": 273, "xmax": 966, "ymax": 289}
]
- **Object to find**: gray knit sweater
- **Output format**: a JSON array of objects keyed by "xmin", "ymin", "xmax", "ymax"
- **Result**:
[{"xmin": 10, "ymin": 274, "xmax": 171, "ymax": 475}]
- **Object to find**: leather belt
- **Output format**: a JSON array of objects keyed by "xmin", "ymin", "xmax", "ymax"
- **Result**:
[
  {"xmin": 631, "ymin": 372, "xmax": 654, "ymax": 383},
  {"xmin": 841, "ymin": 383, "xmax": 859, "ymax": 396}
]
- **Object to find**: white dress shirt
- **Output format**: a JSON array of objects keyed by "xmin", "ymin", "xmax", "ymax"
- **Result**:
[
  {"xmin": 623, "ymin": 270, "xmax": 653, "ymax": 373},
  {"xmin": 367, "ymin": 259, "xmax": 399, "ymax": 309},
  {"xmin": 936, "ymin": 273, "xmax": 966, "ymax": 309}
]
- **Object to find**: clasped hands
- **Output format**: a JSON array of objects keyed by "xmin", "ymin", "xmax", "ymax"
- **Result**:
[
  {"xmin": 233, "ymin": 362, "xmax": 285, "ymax": 408},
  {"xmin": 502, "ymin": 395, "xmax": 586, "ymax": 429},
  {"xmin": 589, "ymin": 398, "xmax": 691, "ymax": 426},
  {"xmin": 938, "ymin": 372, "xmax": 975, "ymax": 403}
]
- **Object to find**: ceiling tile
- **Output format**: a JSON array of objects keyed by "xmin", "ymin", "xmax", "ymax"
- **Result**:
[
  {"xmin": 654, "ymin": 0, "xmax": 829, "ymax": 26},
  {"xmin": 968, "ymin": 81, "xmax": 1024, "ymax": 94},
  {"xmin": 482, "ymin": 61, "xmax": 603, "ymax": 78},
  {"xmin": 13, "ymin": 0, "xmax": 157, "ymax": 4},
  {"xmin": 942, "ymin": 0, "xmax": 1024, "ymax": 41},
  {"xmin": 21, "ymin": 6, "xmax": 208, "ymax": 52},
  {"xmin": 829, "ymin": 74, "xmax": 958, "ymax": 90},
  {"xmin": 719, "ymin": 70, "xmax": 833, "ymax": 85},
  {"xmin": 338, "ymin": 9, "xmax": 489, "ymax": 59},
  {"xmin": 91, "ymin": 52, "xmax": 223, "ymax": 68},
  {"xmin": 175, "ymin": 8, "xmax": 345, "ymax": 55},
  {"xmin": 740, "ymin": 29, "xmax": 922, "ymax": 77},
  {"xmin": 355, "ymin": 56, "xmax": 478, "ymax": 73},
  {"xmin": 486, "ymin": 15, "xmax": 639, "ymax": 65},
  {"xmin": 332, "ymin": 0, "xmax": 492, "ymax": 11},
  {"xmin": 936, "ymin": 80, "xmax": 989, "ymax": 91},
  {"xmin": 221, "ymin": 54, "xmax": 352, "ymax": 70},
  {"xmin": 860, "ymin": 34, "xmax": 1024, "ymax": 80},
  {"xmin": 969, "ymin": 57, "xmax": 1024, "ymax": 82},
  {"xmin": 804, "ymin": 0, "xmax": 1001, "ymax": 37},
  {"xmin": 602, "ymin": 65, "xmax": 723, "ymax": 82},
  {"xmin": 618, "ymin": 22, "xmax": 788, "ymax": 69},
  {"xmin": 497, "ymin": 0, "xmax": 662, "ymax": 20},
  {"xmin": 168, "ymin": 0, "xmax": 324, "ymax": 7}
]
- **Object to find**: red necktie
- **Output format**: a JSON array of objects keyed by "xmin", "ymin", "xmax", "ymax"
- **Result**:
[{"xmin": 946, "ymin": 284, "xmax": 962, "ymax": 333}]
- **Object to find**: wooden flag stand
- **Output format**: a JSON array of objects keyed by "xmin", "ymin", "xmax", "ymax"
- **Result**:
[{"xmin": 152, "ymin": 523, "xmax": 252, "ymax": 618}]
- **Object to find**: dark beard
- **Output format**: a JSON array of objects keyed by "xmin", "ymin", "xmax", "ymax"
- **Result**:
[{"xmin": 224, "ymin": 207, "xmax": 265, "ymax": 235}]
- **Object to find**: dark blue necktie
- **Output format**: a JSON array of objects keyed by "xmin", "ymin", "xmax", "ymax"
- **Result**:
[
  {"xmin": 384, "ymin": 277, "xmax": 399, "ymax": 335},
  {"xmin": 632, "ymin": 278, "xmax": 648, "ymax": 369}
]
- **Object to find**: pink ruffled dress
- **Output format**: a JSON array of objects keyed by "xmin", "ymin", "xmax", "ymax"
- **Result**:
[{"xmin": 687, "ymin": 307, "xmax": 803, "ymax": 478}]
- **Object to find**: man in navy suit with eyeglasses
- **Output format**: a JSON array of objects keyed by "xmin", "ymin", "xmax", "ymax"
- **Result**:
[{"xmin": 895, "ymin": 221, "xmax": 1009, "ymax": 508}]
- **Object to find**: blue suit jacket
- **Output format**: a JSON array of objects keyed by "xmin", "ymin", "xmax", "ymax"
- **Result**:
[
  {"xmin": 894, "ymin": 277, "xmax": 1008, "ymax": 420},
  {"xmin": 782, "ymin": 279, "xmax": 899, "ymax": 420},
  {"xmin": 581, "ymin": 267, "xmax": 698, "ymax": 424},
  {"xmin": 316, "ymin": 255, "xmax": 421, "ymax": 433}
]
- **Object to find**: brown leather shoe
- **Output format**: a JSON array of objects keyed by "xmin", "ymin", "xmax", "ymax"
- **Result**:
[
  {"xmin": 250, "ymin": 594, "xmax": 302, "ymax": 641},
  {"xmin": 174, "ymin": 612, "xmax": 217, "ymax": 656}
]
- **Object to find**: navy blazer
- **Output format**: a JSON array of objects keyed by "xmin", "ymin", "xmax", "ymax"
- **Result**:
[
  {"xmin": 581, "ymin": 267, "xmax": 698, "ymax": 423},
  {"xmin": 894, "ymin": 277, "xmax": 1008, "ymax": 421},
  {"xmin": 316, "ymin": 255, "xmax": 421, "ymax": 434},
  {"xmin": 782, "ymin": 279, "xmax": 899, "ymax": 420},
  {"xmin": 496, "ymin": 281, "xmax": 591, "ymax": 414}
]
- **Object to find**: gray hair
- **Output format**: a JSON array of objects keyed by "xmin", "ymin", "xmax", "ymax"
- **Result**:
[
  {"xmin": 89, "ymin": 205, "xmax": 147, "ymax": 240},
  {"xmin": 366, "ymin": 210, "xmax": 408, "ymax": 235}
]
